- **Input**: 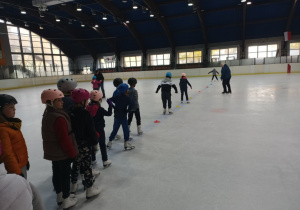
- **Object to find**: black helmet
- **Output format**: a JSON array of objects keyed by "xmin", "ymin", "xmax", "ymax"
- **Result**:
[
  {"xmin": 128, "ymin": 77, "xmax": 137, "ymax": 86},
  {"xmin": 113, "ymin": 78, "xmax": 123, "ymax": 87},
  {"xmin": 0, "ymin": 94, "xmax": 18, "ymax": 110}
]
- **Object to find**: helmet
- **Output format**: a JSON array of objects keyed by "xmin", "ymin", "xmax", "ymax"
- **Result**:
[
  {"xmin": 181, "ymin": 72, "xmax": 186, "ymax": 77},
  {"xmin": 57, "ymin": 77, "xmax": 77, "ymax": 93},
  {"xmin": 128, "ymin": 77, "xmax": 137, "ymax": 86},
  {"xmin": 90, "ymin": 90, "xmax": 103, "ymax": 101},
  {"xmin": 117, "ymin": 83, "xmax": 129, "ymax": 94},
  {"xmin": 92, "ymin": 76, "xmax": 97, "ymax": 80},
  {"xmin": 113, "ymin": 78, "xmax": 123, "ymax": 87},
  {"xmin": 0, "ymin": 94, "xmax": 17, "ymax": 110},
  {"xmin": 41, "ymin": 89, "xmax": 64, "ymax": 104},
  {"xmin": 166, "ymin": 72, "xmax": 172, "ymax": 78},
  {"xmin": 71, "ymin": 88, "xmax": 90, "ymax": 103}
]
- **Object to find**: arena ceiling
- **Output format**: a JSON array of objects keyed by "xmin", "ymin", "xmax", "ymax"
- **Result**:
[{"xmin": 0, "ymin": 0, "xmax": 299, "ymax": 59}]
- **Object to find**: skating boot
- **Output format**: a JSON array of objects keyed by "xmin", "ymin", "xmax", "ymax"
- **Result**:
[
  {"xmin": 107, "ymin": 141, "xmax": 112, "ymax": 149},
  {"xmin": 92, "ymin": 168, "xmax": 101, "ymax": 177},
  {"xmin": 70, "ymin": 183, "xmax": 78, "ymax": 194},
  {"xmin": 129, "ymin": 125, "xmax": 133, "ymax": 140},
  {"xmin": 137, "ymin": 125, "xmax": 143, "ymax": 135},
  {"xmin": 222, "ymin": 91, "xmax": 228, "ymax": 94},
  {"xmin": 62, "ymin": 196, "xmax": 77, "ymax": 210},
  {"xmin": 103, "ymin": 160, "xmax": 112, "ymax": 168},
  {"xmin": 124, "ymin": 141, "xmax": 135, "ymax": 150},
  {"xmin": 56, "ymin": 192, "xmax": 63, "ymax": 206},
  {"xmin": 168, "ymin": 108, "xmax": 173, "ymax": 114},
  {"xmin": 187, "ymin": 101, "xmax": 190, "ymax": 104},
  {"xmin": 163, "ymin": 109, "xmax": 166, "ymax": 115},
  {"xmin": 86, "ymin": 185, "xmax": 101, "ymax": 199}
]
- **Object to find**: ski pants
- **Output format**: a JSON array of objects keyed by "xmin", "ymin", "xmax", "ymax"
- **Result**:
[
  {"xmin": 128, "ymin": 109, "xmax": 141, "ymax": 126},
  {"xmin": 91, "ymin": 127, "xmax": 108, "ymax": 162},
  {"xmin": 109, "ymin": 117, "xmax": 130, "ymax": 141},
  {"xmin": 98, "ymin": 81, "xmax": 106, "ymax": 98},
  {"xmin": 161, "ymin": 92, "xmax": 172, "ymax": 109},
  {"xmin": 222, "ymin": 78, "xmax": 231, "ymax": 93},
  {"xmin": 52, "ymin": 159, "xmax": 72, "ymax": 199},
  {"xmin": 71, "ymin": 143, "xmax": 93, "ymax": 188},
  {"xmin": 180, "ymin": 89, "xmax": 189, "ymax": 101},
  {"xmin": 211, "ymin": 75, "xmax": 218, "ymax": 80}
]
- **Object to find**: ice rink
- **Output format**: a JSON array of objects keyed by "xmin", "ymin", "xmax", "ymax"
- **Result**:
[{"xmin": 1, "ymin": 73, "xmax": 300, "ymax": 210}]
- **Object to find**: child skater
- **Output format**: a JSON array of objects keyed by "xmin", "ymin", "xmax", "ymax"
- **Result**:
[
  {"xmin": 106, "ymin": 84, "xmax": 135, "ymax": 150},
  {"xmin": 91, "ymin": 76, "xmax": 102, "ymax": 91},
  {"xmin": 208, "ymin": 68, "xmax": 219, "ymax": 81},
  {"xmin": 179, "ymin": 73, "xmax": 192, "ymax": 104},
  {"xmin": 57, "ymin": 77, "xmax": 77, "ymax": 114},
  {"xmin": 86, "ymin": 90, "xmax": 112, "ymax": 168},
  {"xmin": 69, "ymin": 88, "xmax": 101, "ymax": 198},
  {"xmin": 155, "ymin": 72, "xmax": 178, "ymax": 115},
  {"xmin": 41, "ymin": 89, "xmax": 78, "ymax": 208},
  {"xmin": 127, "ymin": 77, "xmax": 143, "ymax": 137},
  {"xmin": 0, "ymin": 94, "xmax": 30, "ymax": 179}
]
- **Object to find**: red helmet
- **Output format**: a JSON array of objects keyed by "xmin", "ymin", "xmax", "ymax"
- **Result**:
[
  {"xmin": 41, "ymin": 89, "xmax": 64, "ymax": 104},
  {"xmin": 90, "ymin": 90, "xmax": 103, "ymax": 101},
  {"xmin": 71, "ymin": 88, "xmax": 90, "ymax": 103}
]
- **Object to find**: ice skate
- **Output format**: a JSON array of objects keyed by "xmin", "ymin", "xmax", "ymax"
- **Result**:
[
  {"xmin": 56, "ymin": 192, "xmax": 63, "ymax": 206},
  {"xmin": 129, "ymin": 125, "xmax": 133, "ymax": 140},
  {"xmin": 124, "ymin": 141, "xmax": 135, "ymax": 150},
  {"xmin": 168, "ymin": 108, "xmax": 173, "ymax": 114},
  {"xmin": 91, "ymin": 160, "xmax": 97, "ymax": 165},
  {"xmin": 137, "ymin": 125, "xmax": 143, "ymax": 135},
  {"xmin": 86, "ymin": 185, "xmax": 101, "ymax": 199},
  {"xmin": 70, "ymin": 182, "xmax": 78, "ymax": 194},
  {"xmin": 187, "ymin": 101, "xmax": 190, "ymax": 104},
  {"xmin": 103, "ymin": 160, "xmax": 112, "ymax": 168},
  {"xmin": 107, "ymin": 141, "xmax": 112, "ymax": 149},
  {"xmin": 62, "ymin": 196, "xmax": 77, "ymax": 210},
  {"xmin": 114, "ymin": 134, "xmax": 121, "ymax": 140},
  {"xmin": 222, "ymin": 91, "xmax": 228, "ymax": 94},
  {"xmin": 92, "ymin": 168, "xmax": 101, "ymax": 177},
  {"xmin": 163, "ymin": 109, "xmax": 166, "ymax": 115}
]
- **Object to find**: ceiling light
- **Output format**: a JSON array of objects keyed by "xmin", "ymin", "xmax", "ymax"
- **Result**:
[
  {"xmin": 150, "ymin": 11, "xmax": 154, "ymax": 17},
  {"xmin": 241, "ymin": 0, "xmax": 246, "ymax": 2},
  {"xmin": 188, "ymin": 0, "xmax": 193, "ymax": 6},
  {"xmin": 39, "ymin": 25, "xmax": 43, "ymax": 29},
  {"xmin": 94, "ymin": 24, "xmax": 99, "ymax": 28},
  {"xmin": 126, "ymin": 20, "xmax": 130, "ymax": 23},
  {"xmin": 20, "ymin": 7, "xmax": 26, "ymax": 14},
  {"xmin": 247, "ymin": 1, "xmax": 252, "ymax": 4},
  {"xmin": 91, "ymin": 10, "xmax": 96, "ymax": 15},
  {"xmin": 81, "ymin": 22, "xmax": 85, "ymax": 27},
  {"xmin": 24, "ymin": 22, "xmax": 29, "ymax": 27},
  {"xmin": 55, "ymin": 16, "xmax": 60, "ymax": 22},
  {"xmin": 102, "ymin": 14, "xmax": 107, "ymax": 20},
  {"xmin": 122, "ymin": 0, "xmax": 127, "ymax": 3},
  {"xmin": 6, "ymin": 19, "xmax": 12, "ymax": 24},
  {"xmin": 133, "ymin": 2, "xmax": 138, "ymax": 9},
  {"xmin": 76, "ymin": 4, "xmax": 82, "ymax": 11}
]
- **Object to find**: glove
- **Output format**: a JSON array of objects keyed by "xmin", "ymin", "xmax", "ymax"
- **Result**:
[
  {"xmin": 190, "ymin": 86, "xmax": 192, "ymax": 89},
  {"xmin": 155, "ymin": 91, "xmax": 158, "ymax": 93},
  {"xmin": 26, "ymin": 161, "xmax": 30, "ymax": 171},
  {"xmin": 93, "ymin": 144, "xmax": 99, "ymax": 155},
  {"xmin": 106, "ymin": 99, "xmax": 113, "ymax": 106}
]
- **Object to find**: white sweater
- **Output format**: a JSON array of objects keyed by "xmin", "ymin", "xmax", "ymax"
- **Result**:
[{"xmin": 0, "ymin": 163, "xmax": 33, "ymax": 210}]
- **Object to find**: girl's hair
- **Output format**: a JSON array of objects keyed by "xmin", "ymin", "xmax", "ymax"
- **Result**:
[{"xmin": 90, "ymin": 99, "xmax": 101, "ymax": 107}]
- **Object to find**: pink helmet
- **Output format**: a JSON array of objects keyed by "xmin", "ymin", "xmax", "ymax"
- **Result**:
[
  {"xmin": 71, "ymin": 88, "xmax": 90, "ymax": 103},
  {"xmin": 90, "ymin": 90, "xmax": 103, "ymax": 101},
  {"xmin": 41, "ymin": 89, "xmax": 64, "ymax": 104},
  {"xmin": 181, "ymin": 72, "xmax": 186, "ymax": 77}
]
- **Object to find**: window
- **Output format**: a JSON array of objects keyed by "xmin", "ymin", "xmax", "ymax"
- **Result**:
[
  {"xmin": 124, "ymin": 55, "xmax": 142, "ymax": 67},
  {"xmin": 248, "ymin": 44, "xmax": 277, "ymax": 58},
  {"xmin": 7, "ymin": 26, "xmax": 20, "ymax": 53},
  {"xmin": 149, "ymin": 53, "xmax": 170, "ymax": 66},
  {"xmin": 62, "ymin": 56, "xmax": 69, "ymax": 75},
  {"xmin": 99, "ymin": 58, "xmax": 116, "ymax": 69},
  {"xmin": 290, "ymin": 42, "xmax": 300, "ymax": 56},
  {"xmin": 211, "ymin": 48, "xmax": 237, "ymax": 62},
  {"xmin": 178, "ymin": 51, "xmax": 202, "ymax": 64}
]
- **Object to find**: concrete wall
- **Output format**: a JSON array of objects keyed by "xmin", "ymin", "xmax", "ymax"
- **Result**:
[{"xmin": 1, "ymin": 63, "xmax": 299, "ymax": 90}]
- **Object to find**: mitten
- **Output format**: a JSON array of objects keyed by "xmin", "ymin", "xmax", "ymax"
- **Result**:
[
  {"xmin": 190, "ymin": 86, "xmax": 192, "ymax": 89},
  {"xmin": 106, "ymin": 99, "xmax": 113, "ymax": 106},
  {"xmin": 26, "ymin": 161, "xmax": 30, "ymax": 171}
]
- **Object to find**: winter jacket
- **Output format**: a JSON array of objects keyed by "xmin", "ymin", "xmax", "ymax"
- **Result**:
[
  {"xmin": 69, "ymin": 107, "xmax": 98, "ymax": 146},
  {"xmin": 0, "ymin": 163, "xmax": 33, "ymax": 210},
  {"xmin": 95, "ymin": 72, "xmax": 104, "ymax": 81},
  {"xmin": 179, "ymin": 77, "xmax": 192, "ymax": 91},
  {"xmin": 91, "ymin": 79, "xmax": 102, "ymax": 89},
  {"xmin": 86, "ymin": 102, "xmax": 112, "ymax": 132},
  {"xmin": 42, "ymin": 108, "xmax": 78, "ymax": 161},
  {"xmin": 0, "ymin": 115, "xmax": 29, "ymax": 175},
  {"xmin": 208, "ymin": 69, "xmax": 219, "ymax": 76},
  {"xmin": 221, "ymin": 64, "xmax": 231, "ymax": 80},
  {"xmin": 128, "ymin": 87, "xmax": 139, "ymax": 111},
  {"xmin": 109, "ymin": 94, "xmax": 132, "ymax": 120},
  {"xmin": 156, "ymin": 78, "xmax": 178, "ymax": 93}
]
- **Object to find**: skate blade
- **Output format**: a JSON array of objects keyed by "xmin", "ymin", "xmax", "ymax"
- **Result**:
[
  {"xmin": 103, "ymin": 163, "xmax": 112, "ymax": 169},
  {"xmin": 124, "ymin": 146, "xmax": 135, "ymax": 151}
]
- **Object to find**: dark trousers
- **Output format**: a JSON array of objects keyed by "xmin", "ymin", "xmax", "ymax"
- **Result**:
[
  {"xmin": 109, "ymin": 117, "xmax": 129, "ymax": 141},
  {"xmin": 71, "ymin": 143, "xmax": 93, "ymax": 188},
  {"xmin": 222, "ymin": 78, "xmax": 231, "ymax": 93},
  {"xmin": 161, "ymin": 92, "xmax": 171, "ymax": 109},
  {"xmin": 52, "ymin": 159, "xmax": 72, "ymax": 199},
  {"xmin": 180, "ymin": 89, "xmax": 189, "ymax": 101},
  {"xmin": 91, "ymin": 128, "xmax": 108, "ymax": 162},
  {"xmin": 128, "ymin": 109, "xmax": 141, "ymax": 126},
  {"xmin": 211, "ymin": 75, "xmax": 218, "ymax": 80},
  {"xmin": 98, "ymin": 81, "xmax": 106, "ymax": 98}
]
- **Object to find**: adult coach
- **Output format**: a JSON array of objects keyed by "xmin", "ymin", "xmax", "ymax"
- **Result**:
[{"xmin": 220, "ymin": 63, "xmax": 232, "ymax": 94}]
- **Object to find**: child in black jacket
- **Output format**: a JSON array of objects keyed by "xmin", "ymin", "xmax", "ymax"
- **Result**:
[{"xmin": 179, "ymin": 72, "xmax": 192, "ymax": 104}]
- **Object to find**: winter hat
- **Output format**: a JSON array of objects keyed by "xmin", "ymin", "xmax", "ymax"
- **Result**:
[
  {"xmin": 166, "ymin": 72, "xmax": 172, "ymax": 78},
  {"xmin": 117, "ymin": 83, "xmax": 129, "ymax": 94}
]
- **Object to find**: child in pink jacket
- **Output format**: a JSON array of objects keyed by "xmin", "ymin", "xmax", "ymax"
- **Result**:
[{"xmin": 91, "ymin": 76, "xmax": 102, "ymax": 90}]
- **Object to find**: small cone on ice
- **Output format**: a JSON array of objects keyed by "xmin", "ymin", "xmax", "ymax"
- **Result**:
[
  {"xmin": 154, "ymin": 120, "xmax": 160, "ymax": 123},
  {"xmin": 176, "ymin": 105, "xmax": 180, "ymax": 108}
]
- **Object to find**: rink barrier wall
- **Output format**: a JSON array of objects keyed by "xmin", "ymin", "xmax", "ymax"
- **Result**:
[{"xmin": 0, "ymin": 63, "xmax": 300, "ymax": 90}]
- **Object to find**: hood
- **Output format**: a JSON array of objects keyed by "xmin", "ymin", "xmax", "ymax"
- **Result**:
[
  {"xmin": 163, "ymin": 78, "xmax": 172, "ymax": 83},
  {"xmin": 0, "ymin": 163, "xmax": 7, "ymax": 176},
  {"xmin": 86, "ymin": 104, "xmax": 99, "ymax": 117},
  {"xmin": 0, "ymin": 114, "xmax": 22, "ymax": 130}
]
